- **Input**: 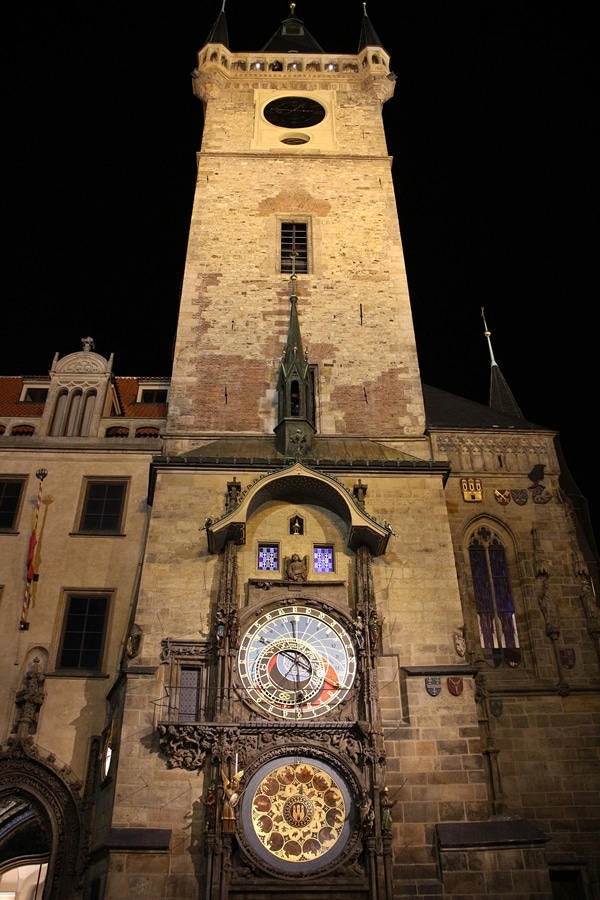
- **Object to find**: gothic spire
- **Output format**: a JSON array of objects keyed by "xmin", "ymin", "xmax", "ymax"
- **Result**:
[
  {"xmin": 358, "ymin": 3, "xmax": 386, "ymax": 52},
  {"xmin": 280, "ymin": 276, "xmax": 305, "ymax": 376},
  {"xmin": 262, "ymin": 4, "xmax": 324, "ymax": 53},
  {"xmin": 274, "ymin": 277, "xmax": 316, "ymax": 457},
  {"xmin": 482, "ymin": 308, "xmax": 524, "ymax": 420},
  {"xmin": 205, "ymin": 1, "xmax": 229, "ymax": 49}
]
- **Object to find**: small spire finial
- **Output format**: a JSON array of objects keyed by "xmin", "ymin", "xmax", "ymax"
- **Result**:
[
  {"xmin": 221, "ymin": 0, "xmax": 226, "ymax": 11},
  {"xmin": 363, "ymin": 2, "xmax": 367, "ymax": 13},
  {"xmin": 290, "ymin": 2, "xmax": 296, "ymax": 12},
  {"xmin": 481, "ymin": 307, "xmax": 497, "ymax": 367}
]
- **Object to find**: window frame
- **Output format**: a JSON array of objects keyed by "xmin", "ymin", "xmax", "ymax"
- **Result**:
[
  {"xmin": 162, "ymin": 641, "xmax": 213, "ymax": 723},
  {"xmin": 313, "ymin": 544, "xmax": 335, "ymax": 574},
  {"xmin": 76, "ymin": 478, "xmax": 128, "ymax": 535},
  {"xmin": 467, "ymin": 525, "xmax": 521, "ymax": 669},
  {"xmin": 56, "ymin": 591, "xmax": 111, "ymax": 674},
  {"xmin": 257, "ymin": 543, "xmax": 280, "ymax": 573},
  {"xmin": 0, "ymin": 476, "xmax": 27, "ymax": 532},
  {"xmin": 280, "ymin": 220, "xmax": 310, "ymax": 275}
]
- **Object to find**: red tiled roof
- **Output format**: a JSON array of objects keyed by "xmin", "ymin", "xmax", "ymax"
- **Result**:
[
  {"xmin": 0, "ymin": 376, "xmax": 168, "ymax": 420},
  {"xmin": 114, "ymin": 378, "xmax": 168, "ymax": 419},
  {"xmin": 0, "ymin": 377, "xmax": 46, "ymax": 417}
]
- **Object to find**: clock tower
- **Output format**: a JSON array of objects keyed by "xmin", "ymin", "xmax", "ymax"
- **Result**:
[{"xmin": 107, "ymin": 7, "xmax": 484, "ymax": 899}]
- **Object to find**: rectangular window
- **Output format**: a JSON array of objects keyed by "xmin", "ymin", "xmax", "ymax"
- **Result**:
[
  {"xmin": 140, "ymin": 389, "xmax": 168, "ymax": 403},
  {"xmin": 179, "ymin": 667, "xmax": 203, "ymax": 722},
  {"xmin": 162, "ymin": 640, "xmax": 212, "ymax": 722},
  {"xmin": 23, "ymin": 388, "xmax": 49, "ymax": 403},
  {"xmin": 281, "ymin": 222, "xmax": 308, "ymax": 274},
  {"xmin": 79, "ymin": 480, "xmax": 127, "ymax": 533},
  {"xmin": 313, "ymin": 546, "xmax": 334, "ymax": 573},
  {"xmin": 0, "ymin": 478, "xmax": 26, "ymax": 531},
  {"xmin": 58, "ymin": 594, "xmax": 109, "ymax": 671},
  {"xmin": 258, "ymin": 544, "xmax": 279, "ymax": 571}
]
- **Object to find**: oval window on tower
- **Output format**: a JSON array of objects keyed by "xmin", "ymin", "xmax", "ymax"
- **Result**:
[{"xmin": 264, "ymin": 97, "xmax": 326, "ymax": 129}]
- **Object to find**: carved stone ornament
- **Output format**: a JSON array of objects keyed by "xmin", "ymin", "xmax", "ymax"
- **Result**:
[
  {"xmin": 284, "ymin": 553, "xmax": 308, "ymax": 582},
  {"xmin": 157, "ymin": 721, "xmax": 380, "ymax": 773},
  {"xmin": 453, "ymin": 629, "xmax": 466, "ymax": 659},
  {"xmin": 53, "ymin": 350, "xmax": 110, "ymax": 374},
  {"xmin": 14, "ymin": 657, "xmax": 46, "ymax": 735},
  {"xmin": 0, "ymin": 738, "xmax": 82, "ymax": 899}
]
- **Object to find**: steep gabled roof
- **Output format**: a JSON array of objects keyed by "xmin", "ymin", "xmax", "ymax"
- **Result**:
[
  {"xmin": 423, "ymin": 384, "xmax": 544, "ymax": 431},
  {"xmin": 262, "ymin": 6, "xmax": 324, "ymax": 53}
]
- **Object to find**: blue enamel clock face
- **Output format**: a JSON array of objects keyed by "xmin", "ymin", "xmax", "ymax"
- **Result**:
[{"xmin": 238, "ymin": 606, "xmax": 356, "ymax": 719}]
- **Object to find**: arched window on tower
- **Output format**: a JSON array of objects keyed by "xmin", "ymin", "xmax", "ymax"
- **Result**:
[{"xmin": 468, "ymin": 526, "xmax": 521, "ymax": 668}]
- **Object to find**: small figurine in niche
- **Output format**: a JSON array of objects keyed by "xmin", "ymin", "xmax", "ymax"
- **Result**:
[
  {"xmin": 353, "ymin": 611, "xmax": 365, "ymax": 651},
  {"xmin": 228, "ymin": 611, "xmax": 240, "ymax": 650},
  {"xmin": 368, "ymin": 611, "xmax": 381, "ymax": 652},
  {"xmin": 359, "ymin": 789, "xmax": 375, "ymax": 834},
  {"xmin": 285, "ymin": 553, "xmax": 308, "ymax": 582},
  {"xmin": 221, "ymin": 769, "xmax": 244, "ymax": 834},
  {"xmin": 226, "ymin": 477, "xmax": 241, "ymax": 511},
  {"xmin": 380, "ymin": 787, "xmax": 398, "ymax": 832},
  {"xmin": 215, "ymin": 609, "xmax": 227, "ymax": 647},
  {"xmin": 353, "ymin": 478, "xmax": 368, "ymax": 508},
  {"xmin": 201, "ymin": 788, "xmax": 217, "ymax": 832}
]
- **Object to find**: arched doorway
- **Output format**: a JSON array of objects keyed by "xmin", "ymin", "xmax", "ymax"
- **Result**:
[{"xmin": 0, "ymin": 743, "xmax": 81, "ymax": 900}]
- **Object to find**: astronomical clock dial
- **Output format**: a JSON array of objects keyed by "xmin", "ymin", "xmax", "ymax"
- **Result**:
[
  {"xmin": 240, "ymin": 757, "xmax": 352, "ymax": 875},
  {"xmin": 238, "ymin": 606, "xmax": 356, "ymax": 719}
]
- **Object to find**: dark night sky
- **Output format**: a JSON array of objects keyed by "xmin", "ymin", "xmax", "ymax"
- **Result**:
[{"xmin": 5, "ymin": 3, "xmax": 596, "ymax": 542}]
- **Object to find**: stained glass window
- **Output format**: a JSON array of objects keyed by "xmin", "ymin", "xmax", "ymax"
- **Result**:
[
  {"xmin": 468, "ymin": 527, "xmax": 520, "ymax": 668},
  {"xmin": 258, "ymin": 545, "xmax": 279, "ymax": 571},
  {"xmin": 313, "ymin": 546, "xmax": 334, "ymax": 573}
]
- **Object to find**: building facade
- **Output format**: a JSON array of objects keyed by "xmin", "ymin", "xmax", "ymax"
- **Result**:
[{"xmin": 1, "ymin": 7, "xmax": 598, "ymax": 900}]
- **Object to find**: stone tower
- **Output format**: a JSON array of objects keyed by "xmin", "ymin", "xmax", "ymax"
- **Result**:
[{"xmin": 98, "ymin": 8, "xmax": 485, "ymax": 899}]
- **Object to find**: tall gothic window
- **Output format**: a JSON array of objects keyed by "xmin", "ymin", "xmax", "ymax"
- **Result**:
[{"xmin": 468, "ymin": 526, "xmax": 521, "ymax": 668}]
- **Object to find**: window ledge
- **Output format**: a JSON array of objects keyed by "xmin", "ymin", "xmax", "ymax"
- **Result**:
[
  {"xmin": 0, "ymin": 530, "xmax": 20, "ymax": 536},
  {"xmin": 47, "ymin": 671, "xmax": 110, "ymax": 679},
  {"xmin": 69, "ymin": 531, "xmax": 126, "ymax": 538}
]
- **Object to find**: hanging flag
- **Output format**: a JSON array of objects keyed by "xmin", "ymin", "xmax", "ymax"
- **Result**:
[{"xmin": 20, "ymin": 469, "xmax": 48, "ymax": 630}]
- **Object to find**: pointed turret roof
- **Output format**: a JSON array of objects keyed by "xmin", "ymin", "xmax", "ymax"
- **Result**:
[
  {"xmin": 262, "ymin": 4, "xmax": 324, "ymax": 53},
  {"xmin": 358, "ymin": 3, "xmax": 386, "ymax": 52},
  {"xmin": 205, "ymin": 1, "xmax": 229, "ymax": 48},
  {"xmin": 482, "ymin": 310, "xmax": 524, "ymax": 420},
  {"xmin": 280, "ymin": 284, "xmax": 306, "ymax": 378}
]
